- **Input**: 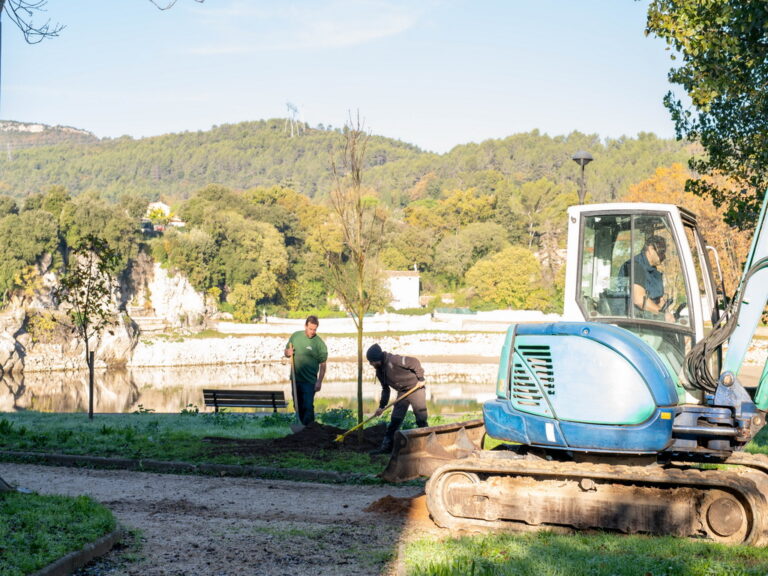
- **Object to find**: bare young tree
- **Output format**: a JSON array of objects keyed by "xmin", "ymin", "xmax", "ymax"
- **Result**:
[
  {"xmin": 324, "ymin": 113, "xmax": 387, "ymax": 425},
  {"xmin": 57, "ymin": 235, "xmax": 119, "ymax": 420}
]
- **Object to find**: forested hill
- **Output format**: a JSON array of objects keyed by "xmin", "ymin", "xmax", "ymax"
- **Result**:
[{"xmin": 0, "ymin": 118, "xmax": 693, "ymax": 205}]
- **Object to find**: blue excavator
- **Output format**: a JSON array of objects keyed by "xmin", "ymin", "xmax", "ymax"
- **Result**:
[{"xmin": 384, "ymin": 193, "xmax": 768, "ymax": 544}]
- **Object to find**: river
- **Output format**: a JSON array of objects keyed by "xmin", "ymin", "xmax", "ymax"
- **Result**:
[
  {"xmin": 0, "ymin": 359, "xmax": 500, "ymax": 415},
  {"xmin": 2, "ymin": 355, "xmax": 762, "ymax": 415}
]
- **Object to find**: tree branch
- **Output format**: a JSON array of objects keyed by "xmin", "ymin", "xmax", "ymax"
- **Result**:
[
  {"xmin": 1, "ymin": 0, "xmax": 64, "ymax": 44},
  {"xmin": 149, "ymin": 0, "xmax": 205, "ymax": 10}
]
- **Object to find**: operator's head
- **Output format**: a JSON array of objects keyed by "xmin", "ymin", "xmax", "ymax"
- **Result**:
[
  {"xmin": 645, "ymin": 235, "xmax": 667, "ymax": 264},
  {"xmin": 366, "ymin": 343, "xmax": 384, "ymax": 366},
  {"xmin": 304, "ymin": 315, "xmax": 319, "ymax": 338}
]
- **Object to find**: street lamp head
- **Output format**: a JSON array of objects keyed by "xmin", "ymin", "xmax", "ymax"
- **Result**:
[
  {"xmin": 572, "ymin": 150, "xmax": 594, "ymax": 205},
  {"xmin": 572, "ymin": 150, "xmax": 594, "ymax": 168}
]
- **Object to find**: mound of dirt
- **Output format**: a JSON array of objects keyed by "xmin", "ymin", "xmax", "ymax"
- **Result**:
[
  {"xmin": 203, "ymin": 422, "xmax": 388, "ymax": 457},
  {"xmin": 365, "ymin": 494, "xmax": 431, "ymax": 523}
]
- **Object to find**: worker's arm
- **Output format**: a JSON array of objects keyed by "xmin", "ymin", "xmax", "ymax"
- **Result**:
[
  {"xmin": 315, "ymin": 362, "xmax": 326, "ymax": 392},
  {"xmin": 375, "ymin": 373, "xmax": 390, "ymax": 416},
  {"xmin": 632, "ymin": 284, "xmax": 673, "ymax": 321}
]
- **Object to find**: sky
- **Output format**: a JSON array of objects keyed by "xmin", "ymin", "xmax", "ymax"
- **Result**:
[{"xmin": 1, "ymin": 0, "xmax": 681, "ymax": 154}]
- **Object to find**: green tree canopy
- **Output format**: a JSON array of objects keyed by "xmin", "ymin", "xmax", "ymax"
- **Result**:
[
  {"xmin": 0, "ymin": 196, "xmax": 18, "ymax": 217},
  {"xmin": 465, "ymin": 246, "xmax": 551, "ymax": 310},
  {"xmin": 433, "ymin": 222, "xmax": 508, "ymax": 287},
  {"xmin": 647, "ymin": 1, "xmax": 768, "ymax": 228},
  {"xmin": 0, "ymin": 210, "xmax": 59, "ymax": 304}
]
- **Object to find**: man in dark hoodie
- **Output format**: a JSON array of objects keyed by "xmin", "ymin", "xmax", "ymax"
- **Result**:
[{"xmin": 366, "ymin": 343, "xmax": 428, "ymax": 454}]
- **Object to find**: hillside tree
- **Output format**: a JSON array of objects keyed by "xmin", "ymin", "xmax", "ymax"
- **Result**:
[{"xmin": 466, "ymin": 246, "xmax": 551, "ymax": 311}]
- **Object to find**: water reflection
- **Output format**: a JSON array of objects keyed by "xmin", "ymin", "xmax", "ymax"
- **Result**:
[{"xmin": 0, "ymin": 361, "xmax": 499, "ymax": 414}]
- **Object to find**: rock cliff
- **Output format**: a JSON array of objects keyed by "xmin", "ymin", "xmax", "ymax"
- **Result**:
[{"xmin": 0, "ymin": 252, "xmax": 212, "ymax": 375}]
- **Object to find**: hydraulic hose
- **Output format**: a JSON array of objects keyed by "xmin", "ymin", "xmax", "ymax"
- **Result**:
[{"xmin": 685, "ymin": 257, "xmax": 768, "ymax": 393}]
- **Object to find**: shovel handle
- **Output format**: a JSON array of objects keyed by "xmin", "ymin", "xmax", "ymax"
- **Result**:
[
  {"xmin": 288, "ymin": 344, "xmax": 301, "ymax": 425},
  {"xmin": 335, "ymin": 382, "xmax": 425, "ymax": 442}
]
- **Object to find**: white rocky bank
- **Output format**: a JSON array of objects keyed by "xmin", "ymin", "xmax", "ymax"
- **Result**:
[
  {"xmin": 127, "ymin": 331, "xmax": 507, "ymax": 368},
  {"xmin": 127, "ymin": 323, "xmax": 766, "ymax": 368}
]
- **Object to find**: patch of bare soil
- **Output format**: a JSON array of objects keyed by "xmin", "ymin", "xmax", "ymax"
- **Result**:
[
  {"xmin": 365, "ymin": 495, "xmax": 431, "ymax": 524},
  {"xmin": 0, "ymin": 462, "xmax": 440, "ymax": 576},
  {"xmin": 202, "ymin": 422, "xmax": 388, "ymax": 457}
]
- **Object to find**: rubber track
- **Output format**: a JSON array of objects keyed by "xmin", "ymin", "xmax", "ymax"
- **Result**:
[{"xmin": 426, "ymin": 452, "xmax": 768, "ymax": 544}]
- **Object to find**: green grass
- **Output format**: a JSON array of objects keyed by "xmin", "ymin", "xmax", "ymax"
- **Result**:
[
  {"xmin": 0, "ymin": 491, "xmax": 115, "ymax": 576},
  {"xmin": 404, "ymin": 531, "xmax": 768, "ymax": 576},
  {"xmin": 0, "ymin": 409, "xmax": 469, "ymax": 477}
]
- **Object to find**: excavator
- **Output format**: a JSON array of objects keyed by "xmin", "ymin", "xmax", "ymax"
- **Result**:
[{"xmin": 383, "ymin": 194, "xmax": 768, "ymax": 544}]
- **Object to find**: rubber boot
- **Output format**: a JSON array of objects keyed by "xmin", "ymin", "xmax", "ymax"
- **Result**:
[
  {"xmin": 370, "ymin": 417, "xmax": 403, "ymax": 455},
  {"xmin": 369, "ymin": 436, "xmax": 393, "ymax": 455}
]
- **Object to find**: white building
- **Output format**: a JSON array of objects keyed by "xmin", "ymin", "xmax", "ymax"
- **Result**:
[
  {"xmin": 386, "ymin": 270, "xmax": 420, "ymax": 310},
  {"xmin": 146, "ymin": 201, "xmax": 171, "ymax": 217}
]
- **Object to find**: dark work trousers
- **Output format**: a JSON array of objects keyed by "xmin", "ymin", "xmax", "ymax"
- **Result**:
[
  {"xmin": 385, "ymin": 386, "xmax": 428, "ymax": 442},
  {"xmin": 296, "ymin": 381, "xmax": 316, "ymax": 425}
]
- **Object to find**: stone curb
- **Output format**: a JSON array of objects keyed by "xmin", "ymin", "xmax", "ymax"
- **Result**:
[
  {"xmin": 0, "ymin": 451, "xmax": 377, "ymax": 484},
  {"xmin": 30, "ymin": 529, "xmax": 122, "ymax": 576}
]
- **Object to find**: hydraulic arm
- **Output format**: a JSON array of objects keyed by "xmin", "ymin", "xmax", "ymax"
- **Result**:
[{"xmin": 685, "ymin": 192, "xmax": 768, "ymax": 406}]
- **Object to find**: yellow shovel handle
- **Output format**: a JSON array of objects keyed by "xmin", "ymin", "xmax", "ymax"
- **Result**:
[{"xmin": 335, "ymin": 382, "xmax": 425, "ymax": 442}]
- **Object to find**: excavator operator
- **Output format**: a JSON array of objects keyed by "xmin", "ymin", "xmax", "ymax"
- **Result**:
[{"xmin": 619, "ymin": 235, "xmax": 674, "ymax": 322}]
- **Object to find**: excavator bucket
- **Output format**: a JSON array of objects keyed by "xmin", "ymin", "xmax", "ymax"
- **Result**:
[{"xmin": 381, "ymin": 419, "xmax": 486, "ymax": 482}]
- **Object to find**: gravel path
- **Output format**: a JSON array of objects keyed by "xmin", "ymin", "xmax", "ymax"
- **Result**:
[{"xmin": 1, "ymin": 463, "xmax": 439, "ymax": 576}]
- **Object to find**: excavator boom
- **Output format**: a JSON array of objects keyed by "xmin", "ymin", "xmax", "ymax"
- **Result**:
[{"xmin": 724, "ymin": 194, "xmax": 768, "ymax": 405}]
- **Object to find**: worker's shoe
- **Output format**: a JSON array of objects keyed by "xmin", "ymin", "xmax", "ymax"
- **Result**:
[{"xmin": 369, "ymin": 437, "xmax": 393, "ymax": 455}]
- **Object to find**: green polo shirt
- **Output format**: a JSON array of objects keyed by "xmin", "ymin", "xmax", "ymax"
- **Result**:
[{"xmin": 287, "ymin": 330, "xmax": 328, "ymax": 384}]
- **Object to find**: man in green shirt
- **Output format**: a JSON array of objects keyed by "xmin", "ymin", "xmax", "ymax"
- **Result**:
[{"xmin": 285, "ymin": 315, "xmax": 328, "ymax": 425}]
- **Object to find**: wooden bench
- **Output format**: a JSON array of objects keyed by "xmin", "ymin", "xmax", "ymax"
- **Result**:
[{"xmin": 202, "ymin": 389, "xmax": 288, "ymax": 413}]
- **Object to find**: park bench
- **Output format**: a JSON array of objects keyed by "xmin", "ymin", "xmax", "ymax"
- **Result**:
[{"xmin": 202, "ymin": 389, "xmax": 288, "ymax": 413}]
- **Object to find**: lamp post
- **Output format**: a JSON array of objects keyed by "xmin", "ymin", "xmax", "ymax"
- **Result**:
[{"xmin": 572, "ymin": 150, "xmax": 593, "ymax": 204}]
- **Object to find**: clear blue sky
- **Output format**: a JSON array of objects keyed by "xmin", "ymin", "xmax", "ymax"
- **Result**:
[{"xmin": 1, "ymin": 0, "xmax": 679, "ymax": 153}]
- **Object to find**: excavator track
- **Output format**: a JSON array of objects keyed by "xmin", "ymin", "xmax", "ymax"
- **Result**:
[{"xmin": 426, "ymin": 451, "xmax": 768, "ymax": 544}]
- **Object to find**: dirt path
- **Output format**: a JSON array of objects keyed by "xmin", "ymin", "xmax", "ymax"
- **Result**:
[{"xmin": 1, "ymin": 463, "xmax": 440, "ymax": 576}]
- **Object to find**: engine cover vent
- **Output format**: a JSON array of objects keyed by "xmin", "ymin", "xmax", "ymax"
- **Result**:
[{"xmin": 515, "ymin": 344, "xmax": 555, "ymax": 403}]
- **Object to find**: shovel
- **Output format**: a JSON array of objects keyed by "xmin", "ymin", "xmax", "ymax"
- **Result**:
[
  {"xmin": 288, "ymin": 346, "xmax": 305, "ymax": 433},
  {"xmin": 334, "ymin": 382, "xmax": 425, "ymax": 443}
]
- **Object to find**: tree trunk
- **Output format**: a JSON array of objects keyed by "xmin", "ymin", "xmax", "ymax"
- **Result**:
[
  {"xmin": 88, "ymin": 349, "xmax": 95, "ymax": 420},
  {"xmin": 356, "ymin": 322, "xmax": 364, "ymax": 424}
]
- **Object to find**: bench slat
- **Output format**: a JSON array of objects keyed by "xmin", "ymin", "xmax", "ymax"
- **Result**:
[
  {"xmin": 202, "ymin": 389, "xmax": 288, "ymax": 413},
  {"xmin": 202, "ymin": 390, "xmax": 286, "ymax": 400}
]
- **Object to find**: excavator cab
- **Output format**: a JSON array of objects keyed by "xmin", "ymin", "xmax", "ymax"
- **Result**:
[{"xmin": 564, "ymin": 203, "xmax": 721, "ymax": 393}]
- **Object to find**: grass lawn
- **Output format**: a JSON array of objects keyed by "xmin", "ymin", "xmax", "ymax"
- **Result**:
[
  {"xmin": 0, "ymin": 409, "xmax": 457, "ymax": 477},
  {"xmin": 404, "ymin": 531, "xmax": 768, "ymax": 576},
  {"xmin": 0, "ymin": 491, "xmax": 115, "ymax": 576},
  {"xmin": 7, "ymin": 410, "xmax": 768, "ymax": 575}
]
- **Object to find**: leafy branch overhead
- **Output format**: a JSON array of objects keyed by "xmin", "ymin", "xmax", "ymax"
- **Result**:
[{"xmin": 646, "ymin": 1, "xmax": 768, "ymax": 229}]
